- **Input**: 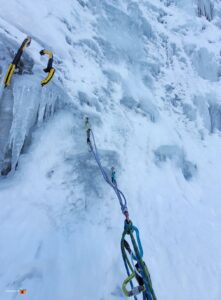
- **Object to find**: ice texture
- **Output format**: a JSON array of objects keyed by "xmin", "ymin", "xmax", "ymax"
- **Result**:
[
  {"xmin": 154, "ymin": 145, "xmax": 197, "ymax": 180},
  {"xmin": 197, "ymin": 0, "xmax": 214, "ymax": 21},
  {"xmin": 0, "ymin": 35, "xmax": 68, "ymax": 174},
  {"xmin": 0, "ymin": 1, "xmax": 221, "ymax": 300}
]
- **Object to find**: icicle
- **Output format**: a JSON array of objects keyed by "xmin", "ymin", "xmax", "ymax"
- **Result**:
[
  {"xmin": 197, "ymin": 0, "xmax": 214, "ymax": 21},
  {"xmin": 0, "ymin": 73, "xmax": 67, "ymax": 175}
]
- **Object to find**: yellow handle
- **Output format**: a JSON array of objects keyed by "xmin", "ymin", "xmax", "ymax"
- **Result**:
[
  {"xmin": 41, "ymin": 68, "xmax": 55, "ymax": 86},
  {"xmin": 3, "ymin": 64, "xmax": 16, "ymax": 87}
]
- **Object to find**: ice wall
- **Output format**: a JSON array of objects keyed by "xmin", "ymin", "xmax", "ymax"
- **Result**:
[
  {"xmin": 197, "ymin": 0, "xmax": 214, "ymax": 21},
  {"xmin": 0, "ymin": 77, "xmax": 66, "ymax": 175},
  {"xmin": 0, "ymin": 0, "xmax": 220, "ymax": 174},
  {"xmin": 0, "ymin": 35, "xmax": 68, "ymax": 175},
  {"xmin": 0, "ymin": 1, "xmax": 221, "ymax": 300}
]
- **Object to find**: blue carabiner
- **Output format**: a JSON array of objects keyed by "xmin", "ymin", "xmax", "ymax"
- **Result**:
[{"xmin": 131, "ymin": 225, "xmax": 144, "ymax": 260}]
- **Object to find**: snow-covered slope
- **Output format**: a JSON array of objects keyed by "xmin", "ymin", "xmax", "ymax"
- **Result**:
[{"xmin": 0, "ymin": 0, "xmax": 221, "ymax": 299}]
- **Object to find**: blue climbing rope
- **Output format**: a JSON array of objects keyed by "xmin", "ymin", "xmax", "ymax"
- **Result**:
[
  {"xmin": 130, "ymin": 225, "xmax": 144, "ymax": 261},
  {"xmin": 123, "ymin": 221, "xmax": 157, "ymax": 300},
  {"xmin": 123, "ymin": 253, "xmax": 138, "ymax": 300},
  {"xmin": 89, "ymin": 128, "xmax": 128, "ymax": 215},
  {"xmin": 85, "ymin": 119, "xmax": 157, "ymax": 300}
]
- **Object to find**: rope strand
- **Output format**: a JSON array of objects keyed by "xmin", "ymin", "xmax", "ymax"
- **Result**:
[
  {"xmin": 84, "ymin": 119, "xmax": 157, "ymax": 300},
  {"xmin": 89, "ymin": 128, "xmax": 128, "ymax": 216}
]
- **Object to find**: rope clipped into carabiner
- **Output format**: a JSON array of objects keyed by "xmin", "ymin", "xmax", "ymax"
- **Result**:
[
  {"xmin": 85, "ymin": 117, "xmax": 129, "ymax": 217},
  {"xmin": 84, "ymin": 117, "xmax": 157, "ymax": 300},
  {"xmin": 122, "ymin": 220, "xmax": 157, "ymax": 300}
]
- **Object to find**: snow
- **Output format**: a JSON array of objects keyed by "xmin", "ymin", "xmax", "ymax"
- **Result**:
[{"xmin": 0, "ymin": 0, "xmax": 221, "ymax": 299}]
